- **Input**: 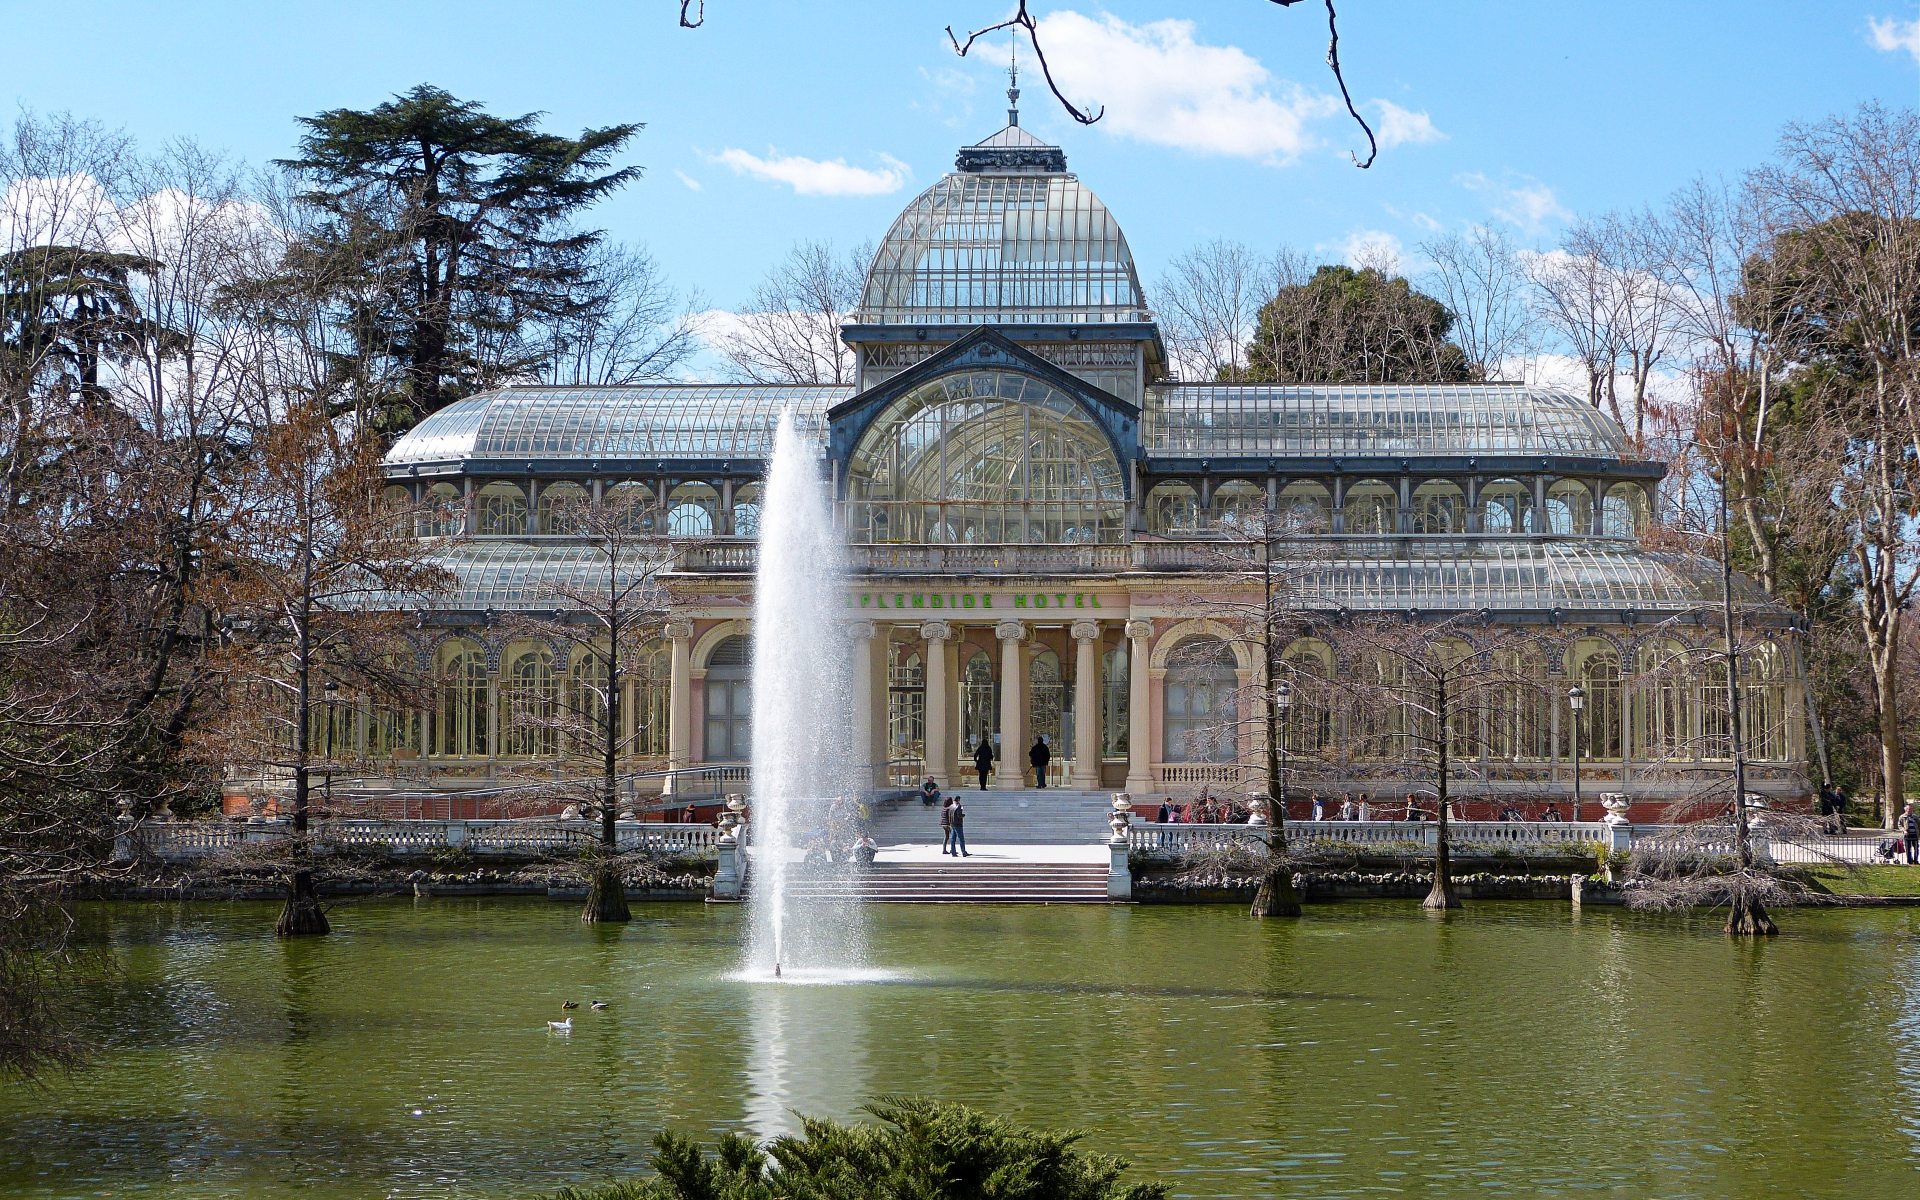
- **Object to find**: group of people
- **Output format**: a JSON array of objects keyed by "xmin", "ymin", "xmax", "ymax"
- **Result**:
[
  {"xmin": 918, "ymin": 778, "xmax": 970, "ymax": 855},
  {"xmin": 966, "ymin": 735, "xmax": 1055, "ymax": 790}
]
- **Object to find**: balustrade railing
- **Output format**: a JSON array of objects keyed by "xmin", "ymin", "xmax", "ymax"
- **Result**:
[
  {"xmin": 133, "ymin": 819, "xmax": 720, "ymax": 862},
  {"xmin": 1128, "ymin": 819, "xmax": 1613, "ymax": 855},
  {"xmin": 676, "ymin": 541, "xmax": 1237, "ymax": 576}
]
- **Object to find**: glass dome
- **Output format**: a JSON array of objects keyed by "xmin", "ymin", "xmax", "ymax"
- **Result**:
[
  {"xmin": 845, "ymin": 369, "xmax": 1126, "ymax": 544},
  {"xmin": 858, "ymin": 173, "xmax": 1147, "ymax": 326},
  {"xmin": 1143, "ymin": 383, "xmax": 1633, "ymax": 457}
]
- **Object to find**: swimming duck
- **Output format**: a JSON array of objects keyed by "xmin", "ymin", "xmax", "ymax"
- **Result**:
[
  {"xmin": 590, "ymin": 1001, "xmax": 610, "ymax": 1010},
  {"xmin": 548, "ymin": 1018, "xmax": 572, "ymax": 1032},
  {"xmin": 561, "ymin": 1001, "xmax": 579, "ymax": 1009}
]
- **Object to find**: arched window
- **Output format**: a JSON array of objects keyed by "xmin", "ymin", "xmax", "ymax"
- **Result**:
[
  {"xmin": 1570, "ymin": 640, "xmax": 1622, "ymax": 760},
  {"xmin": 1146, "ymin": 483, "xmax": 1200, "ymax": 535},
  {"xmin": 421, "ymin": 482, "xmax": 463, "ymax": 537},
  {"xmin": 1280, "ymin": 641, "xmax": 1332, "ymax": 754},
  {"xmin": 1278, "ymin": 481, "xmax": 1333, "ymax": 533},
  {"xmin": 1101, "ymin": 644, "xmax": 1129, "ymax": 759},
  {"xmin": 571, "ymin": 648, "xmax": 611, "ymax": 753},
  {"xmin": 703, "ymin": 635, "xmax": 751, "ymax": 761},
  {"xmin": 1747, "ymin": 642, "xmax": 1790, "ymax": 762},
  {"xmin": 1211, "ymin": 480, "xmax": 1265, "ymax": 531},
  {"xmin": 845, "ymin": 369, "xmax": 1127, "ymax": 544},
  {"xmin": 732, "ymin": 483, "xmax": 763, "ymax": 537},
  {"xmin": 1479, "ymin": 478, "xmax": 1533, "ymax": 534},
  {"xmin": 538, "ymin": 481, "xmax": 591, "ymax": 535},
  {"xmin": 476, "ymin": 481, "xmax": 528, "ymax": 535},
  {"xmin": 1604, "ymin": 483, "xmax": 1648, "ymax": 538},
  {"xmin": 1489, "ymin": 647, "xmax": 1550, "ymax": 760},
  {"xmin": 434, "ymin": 640, "xmax": 490, "ymax": 757},
  {"xmin": 1349, "ymin": 651, "xmax": 1405, "ymax": 761},
  {"xmin": 1410, "ymin": 480, "xmax": 1466, "ymax": 534},
  {"xmin": 502, "ymin": 647, "xmax": 556, "ymax": 757},
  {"xmin": 1546, "ymin": 480, "xmax": 1593, "ymax": 536},
  {"xmin": 1343, "ymin": 480, "xmax": 1396, "ymax": 535},
  {"xmin": 1635, "ymin": 639, "xmax": 1694, "ymax": 761},
  {"xmin": 963, "ymin": 650, "xmax": 997, "ymax": 757},
  {"xmin": 1163, "ymin": 638, "xmax": 1238, "ymax": 763},
  {"xmin": 633, "ymin": 641, "xmax": 672, "ymax": 758},
  {"xmin": 1435, "ymin": 639, "xmax": 1479, "ymax": 762},
  {"xmin": 604, "ymin": 481, "xmax": 659, "ymax": 533},
  {"xmin": 380, "ymin": 485, "xmax": 413, "ymax": 538},
  {"xmin": 889, "ymin": 638, "xmax": 926, "ymax": 763},
  {"xmin": 669, "ymin": 482, "xmax": 719, "ymax": 537},
  {"xmin": 1029, "ymin": 646, "xmax": 1064, "ymax": 755}
]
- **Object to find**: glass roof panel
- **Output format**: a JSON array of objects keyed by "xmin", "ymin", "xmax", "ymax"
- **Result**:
[
  {"xmin": 1287, "ymin": 540, "xmax": 1759, "ymax": 610},
  {"xmin": 363, "ymin": 541, "xmax": 673, "ymax": 612},
  {"xmin": 1143, "ymin": 383, "xmax": 1632, "ymax": 457},
  {"xmin": 385, "ymin": 385, "xmax": 849, "ymax": 465},
  {"xmin": 858, "ymin": 174, "xmax": 1147, "ymax": 325}
]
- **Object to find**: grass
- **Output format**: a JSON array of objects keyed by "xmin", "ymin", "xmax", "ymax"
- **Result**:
[{"xmin": 1804, "ymin": 865, "xmax": 1920, "ymax": 898}]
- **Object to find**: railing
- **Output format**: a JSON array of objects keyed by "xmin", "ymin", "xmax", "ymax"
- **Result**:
[
  {"xmin": 1128, "ymin": 819, "xmax": 1613, "ymax": 855},
  {"xmin": 673, "ymin": 541, "xmax": 1265, "ymax": 577},
  {"xmin": 1763, "ymin": 835, "xmax": 1885, "ymax": 865},
  {"xmin": 1155, "ymin": 764, "xmax": 1244, "ymax": 785},
  {"xmin": 134, "ymin": 819, "xmax": 720, "ymax": 861}
]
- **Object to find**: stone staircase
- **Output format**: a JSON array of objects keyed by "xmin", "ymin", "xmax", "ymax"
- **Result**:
[
  {"xmin": 777, "ymin": 861, "xmax": 1113, "ymax": 904},
  {"xmin": 866, "ymin": 789, "xmax": 1113, "ymax": 847}
]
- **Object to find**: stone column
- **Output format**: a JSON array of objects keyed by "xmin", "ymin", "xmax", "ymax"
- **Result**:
[
  {"xmin": 849, "ymin": 620, "xmax": 882, "ymax": 789},
  {"xmin": 996, "ymin": 620, "xmax": 1028, "ymax": 788},
  {"xmin": 921, "ymin": 621, "xmax": 952, "ymax": 788},
  {"xmin": 664, "ymin": 619, "xmax": 693, "ymax": 795},
  {"xmin": 1072, "ymin": 620, "xmax": 1102, "ymax": 789},
  {"xmin": 1125, "ymin": 619, "xmax": 1154, "ymax": 794}
]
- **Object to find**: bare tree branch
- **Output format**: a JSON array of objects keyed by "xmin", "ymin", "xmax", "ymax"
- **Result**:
[{"xmin": 947, "ymin": 1, "xmax": 1104, "ymax": 125}]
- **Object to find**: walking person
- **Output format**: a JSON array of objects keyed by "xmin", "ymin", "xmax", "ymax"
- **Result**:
[
  {"xmin": 949, "ymin": 795, "xmax": 969, "ymax": 857},
  {"xmin": 1311, "ymin": 795, "xmax": 1325, "ymax": 822},
  {"xmin": 1029, "ymin": 735, "xmax": 1051, "ymax": 788},
  {"xmin": 939, "ymin": 796, "xmax": 955, "ymax": 854},
  {"xmin": 1904, "ymin": 801, "xmax": 1919, "ymax": 866},
  {"xmin": 972, "ymin": 736, "xmax": 994, "ymax": 791}
]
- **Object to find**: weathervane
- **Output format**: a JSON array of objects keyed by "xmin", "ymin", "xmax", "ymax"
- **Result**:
[{"xmin": 1007, "ymin": 34, "xmax": 1020, "ymax": 127}]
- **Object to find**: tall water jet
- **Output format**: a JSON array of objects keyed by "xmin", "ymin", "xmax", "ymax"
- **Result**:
[{"xmin": 744, "ymin": 408, "xmax": 866, "ymax": 979}]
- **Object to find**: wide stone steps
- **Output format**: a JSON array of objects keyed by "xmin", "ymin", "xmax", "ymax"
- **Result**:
[
  {"xmin": 772, "ymin": 862, "xmax": 1113, "ymax": 904},
  {"xmin": 867, "ymin": 791, "xmax": 1114, "ymax": 847}
]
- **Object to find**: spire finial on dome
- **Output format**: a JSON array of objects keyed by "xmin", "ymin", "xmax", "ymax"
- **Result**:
[{"xmin": 1007, "ymin": 35, "xmax": 1020, "ymax": 127}]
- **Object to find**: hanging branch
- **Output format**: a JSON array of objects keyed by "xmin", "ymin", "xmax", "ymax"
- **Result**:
[
  {"xmin": 679, "ymin": 1, "xmax": 703, "ymax": 28},
  {"xmin": 1274, "ymin": 0, "xmax": 1375, "ymax": 168},
  {"xmin": 946, "ymin": 0, "xmax": 1104, "ymax": 125}
]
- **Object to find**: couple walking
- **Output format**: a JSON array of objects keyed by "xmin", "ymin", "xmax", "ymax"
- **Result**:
[{"xmin": 938, "ymin": 795, "xmax": 969, "ymax": 856}]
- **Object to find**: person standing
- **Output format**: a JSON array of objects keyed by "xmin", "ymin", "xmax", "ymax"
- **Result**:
[
  {"xmin": 1029, "ymin": 736, "xmax": 1051, "ymax": 788},
  {"xmin": 1904, "ymin": 801, "xmax": 1919, "ymax": 866},
  {"xmin": 1311, "ymin": 796, "xmax": 1325, "ymax": 822},
  {"xmin": 949, "ymin": 796, "xmax": 969, "ymax": 857},
  {"xmin": 972, "ymin": 736, "xmax": 994, "ymax": 791},
  {"xmin": 939, "ymin": 796, "xmax": 955, "ymax": 854}
]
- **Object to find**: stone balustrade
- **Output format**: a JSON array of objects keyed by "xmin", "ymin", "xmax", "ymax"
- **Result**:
[
  {"xmin": 1128, "ymin": 819, "xmax": 1615, "ymax": 856},
  {"xmin": 132, "ymin": 819, "xmax": 720, "ymax": 862}
]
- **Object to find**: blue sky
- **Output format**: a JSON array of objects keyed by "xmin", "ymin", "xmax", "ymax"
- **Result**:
[{"xmin": 4, "ymin": 1, "xmax": 1917, "ymax": 313}]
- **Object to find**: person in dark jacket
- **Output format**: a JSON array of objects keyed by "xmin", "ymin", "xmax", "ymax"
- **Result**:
[
  {"xmin": 1029, "ymin": 736, "xmax": 1051, "ymax": 788},
  {"xmin": 972, "ymin": 737, "xmax": 994, "ymax": 790},
  {"xmin": 920, "ymin": 777, "xmax": 941, "ymax": 807},
  {"xmin": 939, "ymin": 796, "xmax": 955, "ymax": 854},
  {"xmin": 948, "ymin": 797, "xmax": 969, "ymax": 856}
]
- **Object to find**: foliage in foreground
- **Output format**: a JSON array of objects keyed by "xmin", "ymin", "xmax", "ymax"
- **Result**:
[{"xmin": 548, "ymin": 1097, "xmax": 1169, "ymax": 1200}]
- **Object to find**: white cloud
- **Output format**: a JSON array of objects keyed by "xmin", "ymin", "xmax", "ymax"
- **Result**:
[
  {"xmin": 1869, "ymin": 16, "xmax": 1920, "ymax": 63},
  {"xmin": 1457, "ymin": 171, "xmax": 1572, "ymax": 235},
  {"xmin": 707, "ymin": 148, "xmax": 909, "ymax": 196},
  {"xmin": 1373, "ymin": 100, "xmax": 1445, "ymax": 148},
  {"xmin": 1320, "ymin": 229, "xmax": 1406, "ymax": 273},
  {"xmin": 673, "ymin": 169, "xmax": 702, "ymax": 191},
  {"xmin": 1033, "ymin": 11, "xmax": 1339, "ymax": 163}
]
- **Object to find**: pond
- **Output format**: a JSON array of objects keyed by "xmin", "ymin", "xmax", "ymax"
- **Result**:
[{"xmin": 3, "ymin": 898, "xmax": 1917, "ymax": 1198}]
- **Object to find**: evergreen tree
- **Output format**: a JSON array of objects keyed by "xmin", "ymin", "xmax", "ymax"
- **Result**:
[
  {"xmin": 278, "ymin": 85, "xmax": 644, "ymax": 434},
  {"xmin": 1244, "ymin": 264, "xmax": 1477, "ymax": 384}
]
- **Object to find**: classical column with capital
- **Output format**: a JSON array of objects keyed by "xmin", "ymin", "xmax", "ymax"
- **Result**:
[
  {"xmin": 1072, "ymin": 620, "xmax": 1102, "ymax": 789},
  {"xmin": 1124, "ymin": 619, "xmax": 1154, "ymax": 795},
  {"xmin": 921, "ymin": 621, "xmax": 952, "ymax": 788},
  {"xmin": 848, "ymin": 620, "xmax": 880, "ymax": 789},
  {"xmin": 996, "ymin": 620, "xmax": 1029, "ymax": 788},
  {"xmin": 664, "ymin": 619, "xmax": 694, "ymax": 795}
]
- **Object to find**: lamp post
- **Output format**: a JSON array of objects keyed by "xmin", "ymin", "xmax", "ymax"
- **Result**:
[
  {"xmin": 1567, "ymin": 685, "xmax": 1585, "ymax": 822},
  {"xmin": 322, "ymin": 680, "xmax": 339, "ymax": 813},
  {"xmin": 1275, "ymin": 680, "xmax": 1293, "ymax": 824}
]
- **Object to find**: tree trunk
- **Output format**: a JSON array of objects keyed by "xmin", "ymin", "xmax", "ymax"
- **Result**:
[
  {"xmin": 1423, "ymin": 678, "xmax": 1459, "ymax": 910},
  {"xmin": 1724, "ymin": 887, "xmax": 1777, "ymax": 937},
  {"xmin": 581, "ymin": 860, "xmax": 631, "ymax": 924},
  {"xmin": 275, "ymin": 869, "xmax": 330, "ymax": 936},
  {"xmin": 1250, "ymin": 590, "xmax": 1300, "ymax": 918}
]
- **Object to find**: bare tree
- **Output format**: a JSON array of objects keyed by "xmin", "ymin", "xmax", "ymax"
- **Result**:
[
  {"xmin": 719, "ymin": 240, "xmax": 868, "ymax": 386},
  {"xmin": 534, "ymin": 241, "xmax": 705, "ymax": 385},
  {"xmin": 1156, "ymin": 240, "xmax": 1265, "ymax": 382},
  {"xmin": 1421, "ymin": 225, "xmax": 1532, "ymax": 381}
]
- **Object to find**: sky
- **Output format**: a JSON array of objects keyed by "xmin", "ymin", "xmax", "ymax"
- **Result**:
[{"xmin": 4, "ymin": 0, "xmax": 1917, "ymax": 324}]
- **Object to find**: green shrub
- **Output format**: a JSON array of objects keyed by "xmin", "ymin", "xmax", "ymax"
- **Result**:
[{"xmin": 547, "ymin": 1097, "xmax": 1168, "ymax": 1200}]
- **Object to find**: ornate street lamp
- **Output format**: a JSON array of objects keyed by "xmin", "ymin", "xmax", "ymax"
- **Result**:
[
  {"xmin": 1567, "ymin": 685, "xmax": 1586, "ymax": 822},
  {"xmin": 1275, "ymin": 680, "xmax": 1293, "ymax": 824}
]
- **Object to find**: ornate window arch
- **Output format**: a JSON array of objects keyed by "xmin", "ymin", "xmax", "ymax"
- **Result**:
[
  {"xmin": 1162, "ymin": 636, "xmax": 1238, "ymax": 763},
  {"xmin": 1145, "ymin": 482, "xmax": 1200, "ymax": 535},
  {"xmin": 845, "ymin": 369, "xmax": 1126, "ymax": 544},
  {"xmin": 1479, "ymin": 478, "xmax": 1533, "ymax": 534},
  {"xmin": 502, "ymin": 644, "xmax": 556, "ymax": 757},
  {"xmin": 476, "ymin": 481, "xmax": 528, "ymax": 535},
  {"xmin": 434, "ymin": 638, "xmax": 490, "ymax": 757},
  {"xmin": 1568, "ymin": 637, "xmax": 1623, "ymax": 759},
  {"xmin": 1604, "ymin": 482, "xmax": 1649, "ymax": 538},
  {"xmin": 1411, "ymin": 480, "xmax": 1466, "ymax": 534},
  {"xmin": 1343, "ymin": 479, "xmax": 1397, "ymax": 535},
  {"xmin": 539, "ymin": 481, "xmax": 591, "ymax": 534}
]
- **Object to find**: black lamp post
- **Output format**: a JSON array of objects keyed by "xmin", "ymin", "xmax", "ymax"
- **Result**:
[
  {"xmin": 1567, "ymin": 685, "xmax": 1586, "ymax": 822},
  {"xmin": 322, "ymin": 680, "xmax": 339, "ymax": 812},
  {"xmin": 1275, "ymin": 680, "xmax": 1293, "ymax": 823}
]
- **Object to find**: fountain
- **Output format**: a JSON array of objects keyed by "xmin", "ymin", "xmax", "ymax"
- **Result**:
[{"xmin": 741, "ymin": 408, "xmax": 870, "ymax": 982}]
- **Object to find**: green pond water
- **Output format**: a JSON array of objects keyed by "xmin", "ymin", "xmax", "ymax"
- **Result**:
[{"xmin": 3, "ymin": 898, "xmax": 1918, "ymax": 1198}]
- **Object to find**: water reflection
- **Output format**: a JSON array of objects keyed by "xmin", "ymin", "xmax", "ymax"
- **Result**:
[{"xmin": 742, "ymin": 979, "xmax": 873, "ymax": 1142}]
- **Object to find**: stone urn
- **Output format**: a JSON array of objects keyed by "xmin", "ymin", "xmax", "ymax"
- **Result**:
[
  {"xmin": 1247, "ymin": 795, "xmax": 1270, "ymax": 826},
  {"xmin": 1109, "ymin": 793, "xmax": 1134, "ymax": 841},
  {"xmin": 1600, "ymin": 792, "xmax": 1632, "ymax": 826}
]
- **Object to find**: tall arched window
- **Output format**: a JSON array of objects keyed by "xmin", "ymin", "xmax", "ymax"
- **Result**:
[
  {"xmin": 963, "ymin": 650, "xmax": 997, "ymax": 757},
  {"xmin": 845, "ymin": 370, "xmax": 1127, "ymax": 544},
  {"xmin": 732, "ymin": 483, "xmax": 763, "ymax": 537},
  {"xmin": 435, "ymin": 640, "xmax": 490, "ymax": 757},
  {"xmin": 1211, "ymin": 480, "xmax": 1265, "ymax": 531},
  {"xmin": 476, "ymin": 481, "xmax": 528, "ymax": 535},
  {"xmin": 1101, "ymin": 644, "xmax": 1129, "ymax": 759},
  {"xmin": 889, "ymin": 638, "xmax": 926, "ymax": 764},
  {"xmin": 1479, "ymin": 478, "xmax": 1533, "ymax": 534},
  {"xmin": 1603, "ymin": 483, "xmax": 1648, "ymax": 538},
  {"xmin": 421, "ymin": 482, "xmax": 463, "ymax": 537},
  {"xmin": 1350, "ymin": 651, "xmax": 1405, "ymax": 761},
  {"xmin": 703, "ymin": 635, "xmax": 751, "ymax": 761},
  {"xmin": 1029, "ymin": 647, "xmax": 1064, "ymax": 754},
  {"xmin": 669, "ymin": 482, "xmax": 719, "ymax": 537},
  {"xmin": 539, "ymin": 481, "xmax": 591, "ymax": 535},
  {"xmin": 1280, "ymin": 642, "xmax": 1332, "ymax": 755},
  {"xmin": 1278, "ymin": 481, "xmax": 1333, "ymax": 533},
  {"xmin": 1145, "ymin": 483, "xmax": 1200, "ymax": 535},
  {"xmin": 1343, "ymin": 480, "xmax": 1397, "ymax": 535},
  {"xmin": 1163, "ymin": 638, "xmax": 1238, "ymax": 763},
  {"xmin": 1489, "ymin": 647, "xmax": 1550, "ymax": 760},
  {"xmin": 604, "ymin": 481, "xmax": 659, "ymax": 533},
  {"xmin": 633, "ymin": 641, "xmax": 672, "ymax": 758},
  {"xmin": 1747, "ymin": 642, "xmax": 1790, "ymax": 761},
  {"xmin": 1411, "ymin": 480, "xmax": 1466, "ymax": 534},
  {"xmin": 1546, "ymin": 480, "xmax": 1593, "ymax": 536},
  {"xmin": 1570, "ymin": 641, "xmax": 1622, "ymax": 760},
  {"xmin": 502, "ymin": 647, "xmax": 556, "ymax": 757},
  {"xmin": 1635, "ymin": 639, "xmax": 1694, "ymax": 761},
  {"xmin": 571, "ymin": 648, "xmax": 611, "ymax": 754}
]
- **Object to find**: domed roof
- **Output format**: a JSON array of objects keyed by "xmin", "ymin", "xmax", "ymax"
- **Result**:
[{"xmin": 857, "ymin": 125, "xmax": 1147, "ymax": 327}]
